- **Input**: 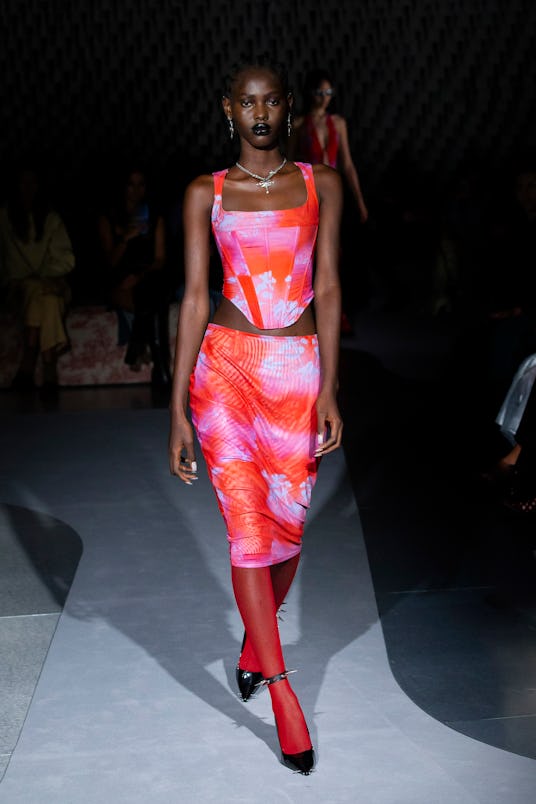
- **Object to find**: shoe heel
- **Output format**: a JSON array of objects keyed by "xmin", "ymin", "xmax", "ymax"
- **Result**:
[
  {"xmin": 262, "ymin": 671, "xmax": 314, "ymax": 774},
  {"xmin": 281, "ymin": 748, "xmax": 315, "ymax": 775},
  {"xmin": 236, "ymin": 666, "xmax": 264, "ymax": 701},
  {"xmin": 236, "ymin": 632, "xmax": 263, "ymax": 701}
]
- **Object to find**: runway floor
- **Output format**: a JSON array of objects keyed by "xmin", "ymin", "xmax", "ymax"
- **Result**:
[{"xmin": 1, "ymin": 311, "xmax": 535, "ymax": 803}]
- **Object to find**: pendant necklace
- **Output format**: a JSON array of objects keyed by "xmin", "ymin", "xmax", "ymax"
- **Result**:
[{"xmin": 235, "ymin": 157, "xmax": 287, "ymax": 193}]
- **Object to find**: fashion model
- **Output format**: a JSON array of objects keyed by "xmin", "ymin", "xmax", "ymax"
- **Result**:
[
  {"xmin": 98, "ymin": 166, "xmax": 171, "ymax": 386},
  {"xmin": 169, "ymin": 60, "xmax": 343, "ymax": 774},
  {"xmin": 291, "ymin": 69, "xmax": 368, "ymax": 224}
]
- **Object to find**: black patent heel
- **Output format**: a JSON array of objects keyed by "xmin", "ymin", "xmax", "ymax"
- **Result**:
[
  {"xmin": 281, "ymin": 748, "xmax": 315, "ymax": 775},
  {"xmin": 236, "ymin": 632, "xmax": 263, "ymax": 701},
  {"xmin": 260, "ymin": 671, "xmax": 315, "ymax": 775}
]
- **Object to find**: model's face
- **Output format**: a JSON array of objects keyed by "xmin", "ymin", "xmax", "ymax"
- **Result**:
[
  {"xmin": 311, "ymin": 79, "xmax": 334, "ymax": 113},
  {"xmin": 126, "ymin": 172, "xmax": 146, "ymax": 206},
  {"xmin": 223, "ymin": 68, "xmax": 291, "ymax": 148}
]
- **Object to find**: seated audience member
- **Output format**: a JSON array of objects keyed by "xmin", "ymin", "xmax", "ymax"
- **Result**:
[
  {"xmin": 98, "ymin": 166, "xmax": 171, "ymax": 386},
  {"xmin": 453, "ymin": 160, "xmax": 536, "ymax": 415},
  {"xmin": 481, "ymin": 351, "xmax": 536, "ymax": 513},
  {"xmin": 501, "ymin": 382, "xmax": 536, "ymax": 513},
  {"xmin": 0, "ymin": 165, "xmax": 74, "ymax": 389}
]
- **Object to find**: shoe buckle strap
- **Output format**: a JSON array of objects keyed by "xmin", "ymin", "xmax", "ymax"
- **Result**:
[{"xmin": 255, "ymin": 669, "xmax": 297, "ymax": 688}]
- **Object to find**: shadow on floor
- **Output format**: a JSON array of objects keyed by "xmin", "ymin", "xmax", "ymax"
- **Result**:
[{"xmin": 339, "ymin": 318, "xmax": 536, "ymax": 760}]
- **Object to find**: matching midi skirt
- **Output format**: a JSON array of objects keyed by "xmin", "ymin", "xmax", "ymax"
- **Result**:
[{"xmin": 189, "ymin": 323, "xmax": 321, "ymax": 568}]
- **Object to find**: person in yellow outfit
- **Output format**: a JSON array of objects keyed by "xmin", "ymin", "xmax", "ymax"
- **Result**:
[{"xmin": 0, "ymin": 167, "xmax": 75, "ymax": 388}]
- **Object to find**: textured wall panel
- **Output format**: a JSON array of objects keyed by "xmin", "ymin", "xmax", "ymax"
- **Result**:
[{"xmin": 0, "ymin": 0, "xmax": 535, "ymax": 190}]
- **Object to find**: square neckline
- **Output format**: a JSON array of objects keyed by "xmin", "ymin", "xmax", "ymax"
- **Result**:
[{"xmin": 219, "ymin": 162, "xmax": 310, "ymax": 214}]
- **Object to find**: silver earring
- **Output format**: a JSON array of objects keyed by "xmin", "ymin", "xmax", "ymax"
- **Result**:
[
  {"xmin": 287, "ymin": 112, "xmax": 292, "ymax": 137},
  {"xmin": 228, "ymin": 118, "xmax": 234, "ymax": 139}
]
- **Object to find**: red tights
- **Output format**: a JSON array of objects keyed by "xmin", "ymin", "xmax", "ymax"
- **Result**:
[{"xmin": 231, "ymin": 556, "xmax": 312, "ymax": 755}]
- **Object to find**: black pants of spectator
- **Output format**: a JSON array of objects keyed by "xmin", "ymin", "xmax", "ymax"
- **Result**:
[{"xmin": 124, "ymin": 270, "xmax": 172, "ymax": 386}]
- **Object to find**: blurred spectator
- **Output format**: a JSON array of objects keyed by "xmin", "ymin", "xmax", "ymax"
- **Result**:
[
  {"xmin": 502, "ymin": 380, "xmax": 536, "ymax": 513},
  {"xmin": 486, "ymin": 375, "xmax": 536, "ymax": 514},
  {"xmin": 449, "ymin": 158, "xmax": 536, "ymax": 415},
  {"xmin": 478, "ymin": 161, "xmax": 536, "ymax": 400},
  {"xmin": 98, "ymin": 166, "xmax": 171, "ymax": 386},
  {"xmin": 0, "ymin": 165, "xmax": 74, "ymax": 389}
]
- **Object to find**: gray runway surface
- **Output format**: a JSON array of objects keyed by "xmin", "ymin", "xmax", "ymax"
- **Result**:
[{"xmin": 1, "ymin": 408, "xmax": 535, "ymax": 803}]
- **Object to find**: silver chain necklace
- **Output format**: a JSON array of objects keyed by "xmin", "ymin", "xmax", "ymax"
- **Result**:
[{"xmin": 235, "ymin": 157, "xmax": 287, "ymax": 193}]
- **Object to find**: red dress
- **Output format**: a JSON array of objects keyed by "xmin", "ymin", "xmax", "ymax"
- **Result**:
[{"xmin": 299, "ymin": 114, "xmax": 339, "ymax": 169}]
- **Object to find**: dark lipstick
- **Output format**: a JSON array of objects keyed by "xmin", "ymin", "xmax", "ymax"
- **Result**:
[{"xmin": 252, "ymin": 123, "xmax": 271, "ymax": 136}]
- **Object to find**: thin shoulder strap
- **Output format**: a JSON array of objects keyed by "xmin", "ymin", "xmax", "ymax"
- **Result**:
[
  {"xmin": 213, "ymin": 169, "xmax": 227, "ymax": 196},
  {"xmin": 295, "ymin": 162, "xmax": 319, "ymax": 213},
  {"xmin": 211, "ymin": 169, "xmax": 228, "ymax": 221}
]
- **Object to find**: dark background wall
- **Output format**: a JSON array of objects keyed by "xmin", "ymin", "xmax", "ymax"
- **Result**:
[{"xmin": 1, "ymin": 0, "xmax": 535, "ymax": 198}]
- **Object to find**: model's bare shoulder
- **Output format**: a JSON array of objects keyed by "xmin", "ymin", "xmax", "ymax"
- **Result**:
[
  {"xmin": 183, "ymin": 174, "xmax": 214, "ymax": 221},
  {"xmin": 331, "ymin": 114, "xmax": 347, "ymax": 132},
  {"xmin": 184, "ymin": 174, "xmax": 214, "ymax": 210},
  {"xmin": 312, "ymin": 163, "xmax": 342, "ymax": 198},
  {"xmin": 292, "ymin": 115, "xmax": 305, "ymax": 129}
]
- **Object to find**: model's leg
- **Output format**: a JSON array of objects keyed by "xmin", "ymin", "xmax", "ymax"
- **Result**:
[
  {"xmin": 231, "ymin": 565, "xmax": 312, "ymax": 757},
  {"xmin": 238, "ymin": 554, "xmax": 300, "ymax": 672}
]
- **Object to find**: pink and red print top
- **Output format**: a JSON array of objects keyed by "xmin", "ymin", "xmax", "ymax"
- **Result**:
[{"xmin": 211, "ymin": 162, "xmax": 319, "ymax": 330}]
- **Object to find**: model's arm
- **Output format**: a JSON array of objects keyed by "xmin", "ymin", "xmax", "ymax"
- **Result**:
[
  {"xmin": 313, "ymin": 165, "xmax": 344, "ymax": 456},
  {"xmin": 335, "ymin": 115, "xmax": 368, "ymax": 223},
  {"xmin": 168, "ymin": 175, "xmax": 213, "ymax": 483}
]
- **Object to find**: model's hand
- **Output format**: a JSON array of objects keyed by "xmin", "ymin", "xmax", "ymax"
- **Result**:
[
  {"xmin": 359, "ymin": 204, "xmax": 369, "ymax": 224},
  {"xmin": 169, "ymin": 417, "xmax": 198, "ymax": 485},
  {"xmin": 314, "ymin": 391, "xmax": 343, "ymax": 457}
]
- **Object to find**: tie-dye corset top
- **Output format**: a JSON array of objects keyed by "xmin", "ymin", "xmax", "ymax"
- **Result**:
[{"xmin": 211, "ymin": 162, "xmax": 319, "ymax": 329}]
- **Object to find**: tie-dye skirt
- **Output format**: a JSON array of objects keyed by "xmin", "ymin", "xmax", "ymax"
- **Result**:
[{"xmin": 190, "ymin": 323, "xmax": 321, "ymax": 568}]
